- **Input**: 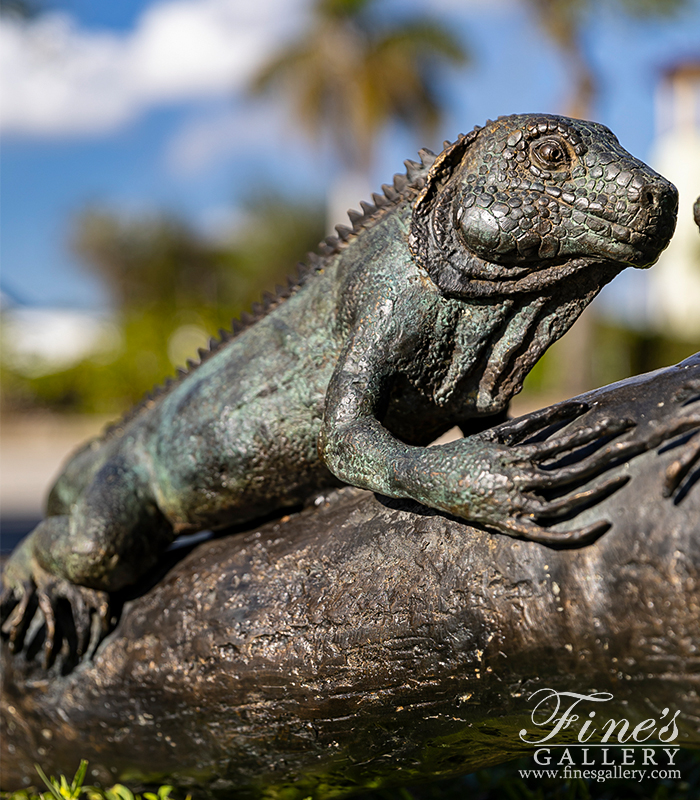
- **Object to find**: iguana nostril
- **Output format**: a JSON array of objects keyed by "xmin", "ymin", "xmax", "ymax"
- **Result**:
[{"xmin": 642, "ymin": 186, "xmax": 661, "ymax": 207}]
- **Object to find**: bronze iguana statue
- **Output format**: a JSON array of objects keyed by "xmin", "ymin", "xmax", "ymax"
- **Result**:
[{"xmin": 0, "ymin": 114, "xmax": 682, "ymax": 666}]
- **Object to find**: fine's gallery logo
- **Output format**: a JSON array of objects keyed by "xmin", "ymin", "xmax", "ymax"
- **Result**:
[
  {"xmin": 516, "ymin": 689, "xmax": 682, "ymax": 782},
  {"xmin": 520, "ymin": 688, "xmax": 680, "ymax": 746}
]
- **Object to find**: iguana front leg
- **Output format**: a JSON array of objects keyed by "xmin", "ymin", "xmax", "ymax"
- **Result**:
[{"xmin": 319, "ymin": 341, "xmax": 636, "ymax": 545}]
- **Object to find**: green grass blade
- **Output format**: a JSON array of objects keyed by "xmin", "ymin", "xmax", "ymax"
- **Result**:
[
  {"xmin": 71, "ymin": 761, "xmax": 89, "ymax": 795},
  {"xmin": 33, "ymin": 765, "xmax": 63, "ymax": 800}
]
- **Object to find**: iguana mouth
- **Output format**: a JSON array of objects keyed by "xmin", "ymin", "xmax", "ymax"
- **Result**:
[
  {"xmin": 556, "ymin": 205, "xmax": 673, "ymax": 269},
  {"xmin": 544, "ymin": 186, "xmax": 678, "ymax": 269}
]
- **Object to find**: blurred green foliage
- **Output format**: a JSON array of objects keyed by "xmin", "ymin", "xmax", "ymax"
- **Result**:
[
  {"xmin": 520, "ymin": 319, "xmax": 700, "ymax": 403},
  {"xmin": 1, "ymin": 195, "xmax": 325, "ymax": 416}
]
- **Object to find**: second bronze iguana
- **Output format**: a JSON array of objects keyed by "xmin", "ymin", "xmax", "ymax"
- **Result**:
[{"xmin": 0, "ymin": 114, "xmax": 682, "ymax": 663}]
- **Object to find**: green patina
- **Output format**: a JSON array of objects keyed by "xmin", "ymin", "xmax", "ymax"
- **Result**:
[{"xmin": 1, "ymin": 114, "xmax": 678, "ymax": 666}]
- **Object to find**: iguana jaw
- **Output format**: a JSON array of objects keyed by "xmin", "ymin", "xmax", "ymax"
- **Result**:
[
  {"xmin": 416, "ymin": 251, "xmax": 623, "ymax": 300},
  {"xmin": 465, "ymin": 261, "xmax": 616, "ymax": 415},
  {"xmin": 412, "ymin": 258, "xmax": 618, "ymax": 415}
]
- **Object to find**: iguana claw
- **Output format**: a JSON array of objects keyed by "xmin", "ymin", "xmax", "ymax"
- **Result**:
[
  {"xmin": 486, "ymin": 417, "xmax": 635, "ymax": 544},
  {"xmin": 661, "ymin": 383, "xmax": 700, "ymax": 498},
  {"xmin": 664, "ymin": 431, "xmax": 700, "ymax": 498},
  {"xmin": 1, "ymin": 535, "xmax": 110, "ymax": 667},
  {"xmin": 1, "ymin": 580, "xmax": 37, "ymax": 653},
  {"xmin": 496, "ymin": 400, "xmax": 592, "ymax": 446},
  {"xmin": 498, "ymin": 516, "xmax": 611, "ymax": 546}
]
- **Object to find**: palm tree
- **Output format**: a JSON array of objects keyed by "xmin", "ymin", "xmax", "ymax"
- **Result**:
[
  {"xmin": 524, "ymin": 0, "xmax": 688, "ymax": 397},
  {"xmin": 250, "ymin": 0, "xmax": 468, "ymax": 227},
  {"xmin": 0, "ymin": 0, "xmax": 40, "ymax": 17},
  {"xmin": 526, "ymin": 0, "xmax": 687, "ymax": 120}
]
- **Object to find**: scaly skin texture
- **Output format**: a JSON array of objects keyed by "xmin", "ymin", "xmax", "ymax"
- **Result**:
[{"xmin": 0, "ymin": 114, "xmax": 680, "ymax": 666}]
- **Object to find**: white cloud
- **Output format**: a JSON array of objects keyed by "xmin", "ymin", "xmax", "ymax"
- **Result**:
[
  {"xmin": 164, "ymin": 100, "xmax": 295, "ymax": 175},
  {"xmin": 0, "ymin": 0, "xmax": 309, "ymax": 136},
  {"xmin": 1, "ymin": 14, "xmax": 129, "ymax": 134}
]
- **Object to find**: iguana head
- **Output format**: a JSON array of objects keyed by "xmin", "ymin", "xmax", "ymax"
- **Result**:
[{"xmin": 410, "ymin": 113, "xmax": 678, "ymax": 298}]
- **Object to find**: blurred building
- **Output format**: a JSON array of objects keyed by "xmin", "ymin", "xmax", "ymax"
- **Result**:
[{"xmin": 648, "ymin": 60, "xmax": 700, "ymax": 341}]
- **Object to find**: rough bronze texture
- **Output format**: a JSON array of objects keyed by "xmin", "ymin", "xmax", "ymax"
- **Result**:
[
  {"xmin": 2, "ymin": 355, "xmax": 699, "ymax": 795},
  {"xmin": 0, "ymin": 115, "xmax": 681, "ymax": 667}
]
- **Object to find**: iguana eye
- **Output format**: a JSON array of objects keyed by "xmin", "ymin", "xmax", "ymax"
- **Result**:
[{"xmin": 531, "ymin": 139, "xmax": 569, "ymax": 170}]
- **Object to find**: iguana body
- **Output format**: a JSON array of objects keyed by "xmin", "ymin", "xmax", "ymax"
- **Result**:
[{"xmin": 1, "ymin": 114, "xmax": 679, "ymax": 663}]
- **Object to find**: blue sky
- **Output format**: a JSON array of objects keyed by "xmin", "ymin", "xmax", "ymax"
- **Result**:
[{"xmin": 2, "ymin": 0, "xmax": 700, "ymax": 309}]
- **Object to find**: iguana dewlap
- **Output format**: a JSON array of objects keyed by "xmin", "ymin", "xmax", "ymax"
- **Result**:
[{"xmin": 0, "ymin": 114, "xmax": 681, "ymax": 665}]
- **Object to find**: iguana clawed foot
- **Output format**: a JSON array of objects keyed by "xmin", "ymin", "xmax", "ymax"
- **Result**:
[
  {"xmin": 482, "ymin": 393, "xmax": 700, "ymax": 544},
  {"xmin": 1, "ymin": 534, "xmax": 109, "ymax": 668},
  {"xmin": 662, "ymin": 379, "xmax": 700, "ymax": 498},
  {"xmin": 473, "ymin": 403, "xmax": 636, "ymax": 544}
]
